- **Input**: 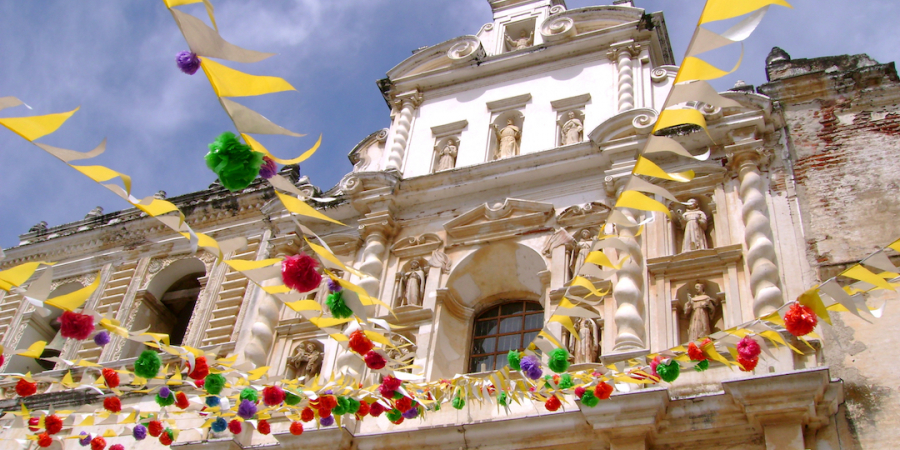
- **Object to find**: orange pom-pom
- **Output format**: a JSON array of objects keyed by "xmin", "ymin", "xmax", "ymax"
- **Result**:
[
  {"xmin": 15, "ymin": 379, "xmax": 37, "ymax": 397},
  {"xmin": 59, "ymin": 311, "xmax": 95, "ymax": 340},
  {"xmin": 103, "ymin": 396, "xmax": 122, "ymax": 413},
  {"xmin": 228, "ymin": 420, "xmax": 242, "ymax": 434},
  {"xmin": 90, "ymin": 436, "xmax": 106, "ymax": 450},
  {"xmin": 148, "ymin": 420, "xmax": 163, "ymax": 437},
  {"xmin": 544, "ymin": 396, "xmax": 561, "ymax": 412},
  {"xmin": 289, "ymin": 421, "xmax": 304, "ymax": 436},
  {"xmin": 44, "ymin": 414, "xmax": 63, "ymax": 434},
  {"xmin": 37, "ymin": 433, "xmax": 52, "ymax": 448},
  {"xmin": 256, "ymin": 419, "xmax": 271, "ymax": 435},
  {"xmin": 300, "ymin": 407, "xmax": 315, "ymax": 422},
  {"xmin": 175, "ymin": 392, "xmax": 190, "ymax": 409},
  {"xmin": 318, "ymin": 395, "xmax": 337, "ymax": 410},
  {"xmin": 594, "ymin": 382, "xmax": 613, "ymax": 400},
  {"xmin": 348, "ymin": 330, "xmax": 374, "ymax": 355},
  {"xmin": 687, "ymin": 342, "xmax": 705, "ymax": 361},
  {"xmin": 102, "ymin": 368, "xmax": 120, "ymax": 388},
  {"xmin": 784, "ymin": 303, "xmax": 817, "ymax": 337},
  {"xmin": 188, "ymin": 356, "xmax": 209, "ymax": 380},
  {"xmin": 738, "ymin": 356, "xmax": 759, "ymax": 372},
  {"xmin": 356, "ymin": 400, "xmax": 370, "ymax": 418}
]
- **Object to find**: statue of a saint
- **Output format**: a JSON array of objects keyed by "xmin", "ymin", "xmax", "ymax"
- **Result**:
[
  {"xmin": 506, "ymin": 30, "xmax": 533, "ymax": 51},
  {"xmin": 492, "ymin": 118, "xmax": 521, "ymax": 160},
  {"xmin": 396, "ymin": 260, "xmax": 426, "ymax": 307},
  {"xmin": 683, "ymin": 282, "xmax": 718, "ymax": 342},
  {"xmin": 567, "ymin": 318, "xmax": 600, "ymax": 364},
  {"xmin": 569, "ymin": 229, "xmax": 593, "ymax": 279},
  {"xmin": 676, "ymin": 198, "xmax": 708, "ymax": 252},
  {"xmin": 28, "ymin": 221, "xmax": 48, "ymax": 234},
  {"xmin": 287, "ymin": 341, "xmax": 323, "ymax": 380},
  {"xmin": 435, "ymin": 139, "xmax": 458, "ymax": 172},
  {"xmin": 85, "ymin": 206, "xmax": 104, "ymax": 219},
  {"xmin": 561, "ymin": 111, "xmax": 584, "ymax": 145},
  {"xmin": 154, "ymin": 190, "xmax": 167, "ymax": 200}
]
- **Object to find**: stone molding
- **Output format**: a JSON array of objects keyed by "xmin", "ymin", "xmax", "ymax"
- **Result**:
[
  {"xmin": 442, "ymin": 198, "xmax": 555, "ymax": 246},
  {"xmin": 390, "ymin": 233, "xmax": 443, "ymax": 259}
]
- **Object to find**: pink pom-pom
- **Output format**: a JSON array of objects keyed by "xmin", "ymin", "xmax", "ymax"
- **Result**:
[
  {"xmin": 281, "ymin": 253, "xmax": 321, "ymax": 292},
  {"xmin": 109, "ymin": 444, "xmax": 124, "ymax": 450},
  {"xmin": 368, "ymin": 401, "xmax": 385, "ymax": 417},
  {"xmin": 737, "ymin": 336, "xmax": 761, "ymax": 360},
  {"xmin": 365, "ymin": 350, "xmax": 386, "ymax": 370},
  {"xmin": 574, "ymin": 386, "xmax": 586, "ymax": 399},
  {"xmin": 784, "ymin": 303, "xmax": 818, "ymax": 337},
  {"xmin": 59, "ymin": 311, "xmax": 95, "ymax": 340},
  {"xmin": 649, "ymin": 355, "xmax": 661, "ymax": 377},
  {"xmin": 228, "ymin": 419, "xmax": 242, "ymax": 434},
  {"xmin": 262, "ymin": 386, "xmax": 286, "ymax": 407}
]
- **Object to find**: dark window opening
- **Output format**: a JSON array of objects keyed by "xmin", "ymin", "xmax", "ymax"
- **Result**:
[{"xmin": 469, "ymin": 300, "xmax": 542, "ymax": 373}]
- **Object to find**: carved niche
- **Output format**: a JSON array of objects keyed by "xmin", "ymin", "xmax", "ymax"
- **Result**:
[{"xmin": 285, "ymin": 340, "xmax": 324, "ymax": 381}]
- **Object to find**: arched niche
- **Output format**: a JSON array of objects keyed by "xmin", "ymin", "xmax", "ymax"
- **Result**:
[
  {"xmin": 432, "ymin": 136, "xmax": 459, "ymax": 173},
  {"xmin": 674, "ymin": 279, "xmax": 724, "ymax": 344},
  {"xmin": 669, "ymin": 194, "xmax": 716, "ymax": 254},
  {"xmin": 556, "ymin": 109, "xmax": 585, "ymax": 147},
  {"xmin": 488, "ymin": 110, "xmax": 525, "ymax": 161}
]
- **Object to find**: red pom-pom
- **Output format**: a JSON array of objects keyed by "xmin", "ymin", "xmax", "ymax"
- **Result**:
[
  {"xmin": 281, "ymin": 253, "xmax": 321, "ymax": 292},
  {"xmin": 16, "ymin": 379, "xmax": 37, "ymax": 397},
  {"xmin": 348, "ymin": 330, "xmax": 374, "ymax": 355},
  {"xmin": 594, "ymin": 382, "xmax": 613, "ymax": 400},
  {"xmin": 159, "ymin": 433, "xmax": 173, "ymax": 446},
  {"xmin": 394, "ymin": 396, "xmax": 412, "ymax": 412},
  {"xmin": 365, "ymin": 350, "xmax": 386, "ymax": 370},
  {"xmin": 784, "ymin": 303, "xmax": 818, "ymax": 337},
  {"xmin": 737, "ymin": 336, "xmax": 762, "ymax": 360},
  {"xmin": 390, "ymin": 415, "xmax": 404, "ymax": 425},
  {"xmin": 103, "ymin": 396, "xmax": 122, "ymax": 413},
  {"xmin": 687, "ymin": 342, "xmax": 706, "ymax": 361},
  {"xmin": 738, "ymin": 356, "xmax": 759, "ymax": 372},
  {"xmin": 28, "ymin": 417, "xmax": 40, "ymax": 432},
  {"xmin": 318, "ymin": 408, "xmax": 332, "ymax": 418},
  {"xmin": 262, "ymin": 386, "xmax": 286, "ymax": 407},
  {"xmin": 109, "ymin": 444, "xmax": 124, "ymax": 450},
  {"xmin": 257, "ymin": 419, "xmax": 271, "ymax": 435},
  {"xmin": 37, "ymin": 433, "xmax": 52, "ymax": 448},
  {"xmin": 0, "ymin": 354, "xmax": 4, "ymax": 368},
  {"xmin": 59, "ymin": 311, "xmax": 95, "ymax": 340},
  {"xmin": 175, "ymin": 392, "xmax": 190, "ymax": 409},
  {"xmin": 356, "ymin": 401, "xmax": 370, "ymax": 418},
  {"xmin": 228, "ymin": 420, "xmax": 242, "ymax": 434},
  {"xmin": 544, "ymin": 396, "xmax": 561, "ymax": 412},
  {"xmin": 574, "ymin": 386, "xmax": 586, "ymax": 399},
  {"xmin": 44, "ymin": 414, "xmax": 63, "ymax": 434},
  {"xmin": 382, "ymin": 375, "xmax": 402, "ymax": 391},
  {"xmin": 289, "ymin": 422, "xmax": 304, "ymax": 436},
  {"xmin": 318, "ymin": 395, "xmax": 337, "ymax": 410},
  {"xmin": 300, "ymin": 407, "xmax": 315, "ymax": 422},
  {"xmin": 188, "ymin": 356, "xmax": 209, "ymax": 380},
  {"xmin": 368, "ymin": 401, "xmax": 385, "ymax": 417},
  {"xmin": 148, "ymin": 421, "xmax": 163, "ymax": 437},
  {"xmin": 102, "ymin": 368, "xmax": 120, "ymax": 388},
  {"xmin": 90, "ymin": 436, "xmax": 106, "ymax": 450}
]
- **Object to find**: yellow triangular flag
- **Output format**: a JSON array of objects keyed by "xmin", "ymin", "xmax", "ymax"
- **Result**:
[
  {"xmin": 699, "ymin": 0, "xmax": 792, "ymax": 24},
  {"xmin": 242, "ymin": 133, "xmax": 320, "ymax": 165},
  {"xmin": 633, "ymin": 157, "xmax": 694, "ymax": 182},
  {"xmin": 17, "ymin": 341, "xmax": 46, "ymax": 358},
  {"xmin": 615, "ymin": 190, "xmax": 672, "ymax": 217},
  {"xmin": 45, "ymin": 274, "xmax": 101, "ymax": 311},
  {"xmin": 0, "ymin": 107, "xmax": 79, "ymax": 141},
  {"xmin": 201, "ymin": 58, "xmax": 294, "ymax": 98}
]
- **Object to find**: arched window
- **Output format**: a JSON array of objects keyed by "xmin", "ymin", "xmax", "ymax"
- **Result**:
[
  {"xmin": 159, "ymin": 273, "xmax": 203, "ymax": 346},
  {"xmin": 469, "ymin": 300, "xmax": 543, "ymax": 373}
]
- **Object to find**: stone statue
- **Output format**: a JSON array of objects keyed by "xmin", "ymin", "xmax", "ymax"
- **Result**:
[
  {"xmin": 385, "ymin": 334, "xmax": 416, "ymax": 373},
  {"xmin": 428, "ymin": 249, "xmax": 452, "ymax": 273},
  {"xmin": 683, "ymin": 282, "xmax": 719, "ymax": 342},
  {"xmin": 28, "ymin": 221, "xmax": 48, "ymax": 234},
  {"xmin": 675, "ymin": 198, "xmax": 708, "ymax": 252},
  {"xmin": 506, "ymin": 30, "xmax": 533, "ymax": 50},
  {"xmin": 287, "ymin": 341, "xmax": 323, "ymax": 380},
  {"xmin": 85, "ymin": 206, "xmax": 104, "ymax": 219},
  {"xmin": 154, "ymin": 190, "xmax": 167, "ymax": 200},
  {"xmin": 569, "ymin": 229, "xmax": 593, "ymax": 279},
  {"xmin": 542, "ymin": 228, "xmax": 574, "ymax": 257},
  {"xmin": 396, "ymin": 260, "xmax": 426, "ymax": 307},
  {"xmin": 561, "ymin": 111, "xmax": 584, "ymax": 145},
  {"xmin": 435, "ymin": 139, "xmax": 458, "ymax": 172},
  {"xmin": 567, "ymin": 318, "xmax": 601, "ymax": 364},
  {"xmin": 492, "ymin": 118, "xmax": 521, "ymax": 160}
]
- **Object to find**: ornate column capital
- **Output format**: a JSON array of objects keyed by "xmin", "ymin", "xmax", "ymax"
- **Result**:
[
  {"xmin": 358, "ymin": 211, "xmax": 397, "ymax": 241},
  {"xmin": 392, "ymin": 90, "xmax": 424, "ymax": 109},
  {"xmin": 607, "ymin": 41, "xmax": 642, "ymax": 60},
  {"xmin": 725, "ymin": 139, "xmax": 772, "ymax": 174}
]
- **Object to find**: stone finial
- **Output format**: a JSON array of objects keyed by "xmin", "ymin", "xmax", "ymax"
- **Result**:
[
  {"xmin": 766, "ymin": 47, "xmax": 790, "ymax": 66},
  {"xmin": 85, "ymin": 206, "xmax": 104, "ymax": 219},
  {"xmin": 29, "ymin": 221, "xmax": 48, "ymax": 234},
  {"xmin": 154, "ymin": 190, "xmax": 167, "ymax": 200}
]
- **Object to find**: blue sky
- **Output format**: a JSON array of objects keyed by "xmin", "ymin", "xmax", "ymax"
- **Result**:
[{"xmin": 1, "ymin": 0, "xmax": 898, "ymax": 249}]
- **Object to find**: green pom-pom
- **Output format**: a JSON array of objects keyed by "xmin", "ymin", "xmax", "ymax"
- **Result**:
[
  {"xmin": 558, "ymin": 374, "xmax": 574, "ymax": 390},
  {"xmin": 326, "ymin": 291, "xmax": 354, "ymax": 319},
  {"xmin": 385, "ymin": 408, "xmax": 402, "ymax": 422},
  {"xmin": 239, "ymin": 387, "xmax": 259, "ymax": 403},
  {"xmin": 452, "ymin": 396, "xmax": 465, "ymax": 410},
  {"xmin": 205, "ymin": 132, "xmax": 265, "ymax": 192},
  {"xmin": 656, "ymin": 360, "xmax": 680, "ymax": 382},
  {"xmin": 205, "ymin": 373, "xmax": 226, "ymax": 395},
  {"xmin": 498, "ymin": 392, "xmax": 508, "ymax": 407},
  {"xmin": 284, "ymin": 391, "xmax": 301, "ymax": 405},
  {"xmin": 134, "ymin": 350, "xmax": 162, "ymax": 379},
  {"xmin": 156, "ymin": 392, "xmax": 175, "ymax": 407},
  {"xmin": 333, "ymin": 396, "xmax": 350, "ymax": 416},
  {"xmin": 507, "ymin": 350, "xmax": 521, "ymax": 370},
  {"xmin": 346, "ymin": 397, "xmax": 360, "ymax": 415},
  {"xmin": 548, "ymin": 348, "xmax": 570, "ymax": 374},
  {"xmin": 694, "ymin": 359, "xmax": 709, "ymax": 372},
  {"xmin": 433, "ymin": 401, "xmax": 440, "ymax": 411},
  {"xmin": 580, "ymin": 390, "xmax": 599, "ymax": 407},
  {"xmin": 392, "ymin": 391, "xmax": 404, "ymax": 400}
]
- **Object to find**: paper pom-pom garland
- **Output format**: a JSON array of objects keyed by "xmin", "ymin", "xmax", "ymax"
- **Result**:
[
  {"xmin": 326, "ymin": 291, "xmax": 354, "ymax": 319},
  {"xmin": 78, "ymin": 432, "xmax": 92, "ymax": 447},
  {"xmin": 300, "ymin": 407, "xmax": 315, "ymax": 422},
  {"xmin": 520, "ymin": 355, "xmax": 543, "ymax": 380},
  {"xmin": 452, "ymin": 396, "xmax": 465, "ymax": 410},
  {"xmin": 594, "ymin": 382, "xmax": 613, "ymax": 400},
  {"xmin": 38, "ymin": 433, "xmax": 52, "ymax": 448},
  {"xmin": 289, "ymin": 421, "xmax": 304, "ymax": 436},
  {"xmin": 262, "ymin": 385, "xmax": 286, "ymax": 406},
  {"xmin": 28, "ymin": 418, "xmax": 40, "ymax": 432},
  {"xmin": 175, "ymin": 51, "xmax": 201, "ymax": 75},
  {"xmin": 133, "ymin": 425, "xmax": 147, "ymax": 441},
  {"xmin": 93, "ymin": 331, "xmax": 111, "ymax": 346},
  {"xmin": 90, "ymin": 436, "xmax": 106, "ymax": 450},
  {"xmin": 548, "ymin": 348, "xmax": 571, "ymax": 373},
  {"xmin": 544, "ymin": 395, "xmax": 562, "ymax": 412},
  {"xmin": 257, "ymin": 419, "xmax": 271, "ymax": 435},
  {"xmin": 134, "ymin": 350, "xmax": 162, "ymax": 379},
  {"xmin": 103, "ymin": 396, "xmax": 122, "ymax": 413},
  {"xmin": 365, "ymin": 350, "xmax": 386, "ymax": 370},
  {"xmin": 507, "ymin": 350, "xmax": 522, "ymax": 370},
  {"xmin": 368, "ymin": 401, "xmax": 385, "ymax": 417},
  {"xmin": 281, "ymin": 253, "xmax": 321, "ymax": 292},
  {"xmin": 109, "ymin": 444, "xmax": 124, "ymax": 450},
  {"xmin": 237, "ymin": 399, "xmax": 258, "ymax": 420},
  {"xmin": 228, "ymin": 419, "xmax": 242, "ymax": 434},
  {"xmin": 320, "ymin": 415, "xmax": 335, "ymax": 427},
  {"xmin": 148, "ymin": 421, "xmax": 164, "ymax": 437},
  {"xmin": 239, "ymin": 387, "xmax": 259, "ymax": 404},
  {"xmin": 59, "ymin": 311, "xmax": 95, "ymax": 340},
  {"xmin": 656, "ymin": 359, "xmax": 680, "ymax": 383},
  {"xmin": 44, "ymin": 414, "xmax": 63, "ymax": 434},
  {"xmin": 205, "ymin": 132, "xmax": 265, "ymax": 192},
  {"xmin": 102, "ymin": 368, "xmax": 119, "ymax": 388},
  {"xmin": 784, "ymin": 302, "xmax": 818, "ymax": 337},
  {"xmin": 16, "ymin": 379, "xmax": 37, "ymax": 397},
  {"xmin": 348, "ymin": 330, "xmax": 374, "ymax": 354},
  {"xmin": 738, "ymin": 356, "xmax": 759, "ymax": 372},
  {"xmin": 205, "ymin": 373, "xmax": 226, "ymax": 395},
  {"xmin": 259, "ymin": 156, "xmax": 278, "ymax": 179},
  {"xmin": 175, "ymin": 391, "xmax": 190, "ymax": 409},
  {"xmin": 188, "ymin": 356, "xmax": 209, "ymax": 380},
  {"xmin": 737, "ymin": 336, "xmax": 762, "ymax": 360},
  {"xmin": 211, "ymin": 418, "xmax": 227, "ymax": 433},
  {"xmin": 581, "ymin": 389, "xmax": 599, "ymax": 407},
  {"xmin": 694, "ymin": 359, "xmax": 710, "ymax": 372},
  {"xmin": 285, "ymin": 391, "xmax": 301, "ymax": 406}
]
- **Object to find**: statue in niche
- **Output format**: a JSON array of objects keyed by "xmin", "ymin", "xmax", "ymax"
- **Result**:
[
  {"xmin": 569, "ymin": 229, "xmax": 594, "ymax": 279},
  {"xmin": 566, "ymin": 318, "xmax": 601, "ymax": 364},
  {"xmin": 561, "ymin": 111, "xmax": 584, "ymax": 145},
  {"xmin": 395, "ymin": 260, "xmax": 426, "ymax": 307},
  {"xmin": 286, "ymin": 341, "xmax": 323, "ymax": 381},
  {"xmin": 675, "ymin": 198, "xmax": 708, "ymax": 252},
  {"xmin": 435, "ymin": 139, "xmax": 458, "ymax": 172},
  {"xmin": 506, "ymin": 30, "xmax": 534, "ymax": 51},
  {"xmin": 492, "ymin": 118, "xmax": 521, "ymax": 160},
  {"xmin": 683, "ymin": 282, "xmax": 719, "ymax": 342},
  {"xmin": 313, "ymin": 269, "xmax": 343, "ymax": 304}
]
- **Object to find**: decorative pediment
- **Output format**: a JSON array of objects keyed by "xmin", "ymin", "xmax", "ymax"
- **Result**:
[
  {"xmin": 588, "ymin": 108, "xmax": 657, "ymax": 145},
  {"xmin": 386, "ymin": 35, "xmax": 485, "ymax": 80},
  {"xmin": 390, "ymin": 233, "xmax": 443, "ymax": 258},
  {"xmin": 443, "ymin": 198, "xmax": 554, "ymax": 245},
  {"xmin": 557, "ymin": 201, "xmax": 612, "ymax": 228},
  {"xmin": 540, "ymin": 6, "xmax": 644, "ymax": 42},
  {"xmin": 348, "ymin": 129, "xmax": 388, "ymax": 173}
]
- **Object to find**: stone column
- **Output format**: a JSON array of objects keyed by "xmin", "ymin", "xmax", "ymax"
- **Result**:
[
  {"xmin": 608, "ymin": 42, "xmax": 641, "ymax": 113},
  {"xmin": 236, "ymin": 229, "xmax": 279, "ymax": 369},
  {"xmin": 613, "ymin": 207, "xmax": 646, "ymax": 352},
  {"xmin": 582, "ymin": 388, "xmax": 667, "ymax": 450},
  {"xmin": 728, "ymin": 138, "xmax": 784, "ymax": 317},
  {"xmin": 385, "ymin": 91, "xmax": 423, "ymax": 172},
  {"xmin": 357, "ymin": 211, "xmax": 397, "ymax": 298}
]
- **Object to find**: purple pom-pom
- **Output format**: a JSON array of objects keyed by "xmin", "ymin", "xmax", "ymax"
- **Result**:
[
  {"xmin": 319, "ymin": 415, "xmax": 334, "ymax": 427},
  {"xmin": 176, "ymin": 51, "xmax": 201, "ymax": 75},
  {"xmin": 259, "ymin": 156, "xmax": 277, "ymax": 179},
  {"xmin": 93, "ymin": 331, "xmax": 111, "ymax": 346},
  {"xmin": 132, "ymin": 425, "xmax": 147, "ymax": 441},
  {"xmin": 237, "ymin": 399, "xmax": 258, "ymax": 420},
  {"xmin": 78, "ymin": 432, "xmax": 92, "ymax": 446},
  {"xmin": 324, "ymin": 389, "xmax": 334, "ymax": 395},
  {"xmin": 402, "ymin": 406, "xmax": 419, "ymax": 419},
  {"xmin": 520, "ymin": 355, "xmax": 543, "ymax": 380},
  {"xmin": 327, "ymin": 278, "xmax": 342, "ymax": 292},
  {"xmin": 159, "ymin": 386, "xmax": 171, "ymax": 398}
]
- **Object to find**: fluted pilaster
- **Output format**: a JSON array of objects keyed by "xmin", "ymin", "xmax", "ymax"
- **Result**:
[
  {"xmin": 613, "ymin": 207, "xmax": 646, "ymax": 351},
  {"xmin": 608, "ymin": 43, "xmax": 641, "ymax": 113},
  {"xmin": 385, "ymin": 91, "xmax": 423, "ymax": 172}
]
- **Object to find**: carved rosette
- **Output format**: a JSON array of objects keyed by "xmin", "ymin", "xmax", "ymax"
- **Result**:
[
  {"xmin": 540, "ymin": 15, "xmax": 576, "ymax": 41},
  {"xmin": 650, "ymin": 68, "xmax": 668, "ymax": 84},
  {"xmin": 447, "ymin": 37, "xmax": 484, "ymax": 64},
  {"xmin": 632, "ymin": 110, "xmax": 658, "ymax": 134},
  {"xmin": 549, "ymin": 5, "xmax": 566, "ymax": 14}
]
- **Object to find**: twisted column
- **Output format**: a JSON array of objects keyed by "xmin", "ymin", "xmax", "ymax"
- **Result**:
[
  {"xmin": 385, "ymin": 91, "xmax": 422, "ymax": 172},
  {"xmin": 608, "ymin": 43, "xmax": 640, "ymax": 113},
  {"xmin": 731, "ymin": 147, "xmax": 784, "ymax": 317},
  {"xmin": 357, "ymin": 212, "xmax": 396, "ymax": 297},
  {"xmin": 613, "ymin": 207, "xmax": 646, "ymax": 351}
]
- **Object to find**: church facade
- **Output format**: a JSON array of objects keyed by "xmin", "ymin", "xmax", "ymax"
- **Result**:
[{"xmin": 2, "ymin": 1, "xmax": 898, "ymax": 449}]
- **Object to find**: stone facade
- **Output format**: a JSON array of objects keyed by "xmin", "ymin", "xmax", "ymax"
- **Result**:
[{"xmin": 0, "ymin": 1, "xmax": 896, "ymax": 449}]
